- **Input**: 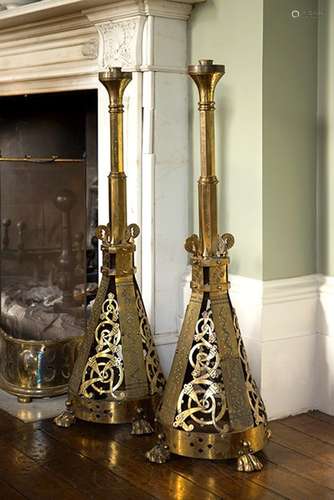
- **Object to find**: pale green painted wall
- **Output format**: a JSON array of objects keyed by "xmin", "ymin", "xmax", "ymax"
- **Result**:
[
  {"xmin": 318, "ymin": 0, "xmax": 334, "ymax": 277},
  {"xmin": 190, "ymin": 0, "xmax": 318, "ymax": 280},
  {"xmin": 263, "ymin": 0, "xmax": 318, "ymax": 279},
  {"xmin": 190, "ymin": 0, "xmax": 264, "ymax": 279}
]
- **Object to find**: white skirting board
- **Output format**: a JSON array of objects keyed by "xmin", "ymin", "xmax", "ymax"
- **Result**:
[
  {"xmin": 154, "ymin": 270, "xmax": 334, "ymax": 420},
  {"xmin": 317, "ymin": 276, "xmax": 334, "ymax": 415}
]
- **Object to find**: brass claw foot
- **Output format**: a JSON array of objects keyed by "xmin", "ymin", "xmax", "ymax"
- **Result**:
[
  {"xmin": 146, "ymin": 433, "xmax": 171, "ymax": 464},
  {"xmin": 131, "ymin": 408, "xmax": 154, "ymax": 435},
  {"xmin": 17, "ymin": 396, "xmax": 32, "ymax": 404},
  {"xmin": 237, "ymin": 441, "xmax": 263, "ymax": 472},
  {"xmin": 53, "ymin": 400, "xmax": 76, "ymax": 428}
]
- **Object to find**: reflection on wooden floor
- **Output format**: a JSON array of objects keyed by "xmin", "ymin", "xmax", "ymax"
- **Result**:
[{"xmin": 0, "ymin": 409, "xmax": 333, "ymax": 499}]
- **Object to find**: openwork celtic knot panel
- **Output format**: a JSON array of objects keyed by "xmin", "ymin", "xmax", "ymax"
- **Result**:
[
  {"xmin": 135, "ymin": 288, "xmax": 165, "ymax": 395},
  {"xmin": 233, "ymin": 309, "xmax": 267, "ymax": 426},
  {"xmin": 173, "ymin": 299, "xmax": 229, "ymax": 433},
  {"xmin": 79, "ymin": 292, "xmax": 125, "ymax": 400}
]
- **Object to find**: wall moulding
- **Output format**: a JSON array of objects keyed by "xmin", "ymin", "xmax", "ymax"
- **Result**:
[
  {"xmin": 0, "ymin": 0, "xmax": 203, "ymax": 91},
  {"xmin": 0, "ymin": 0, "xmax": 205, "ymax": 30},
  {"xmin": 318, "ymin": 274, "xmax": 334, "ymax": 337}
]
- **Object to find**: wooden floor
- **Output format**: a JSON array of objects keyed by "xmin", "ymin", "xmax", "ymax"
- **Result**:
[{"xmin": 0, "ymin": 410, "xmax": 333, "ymax": 499}]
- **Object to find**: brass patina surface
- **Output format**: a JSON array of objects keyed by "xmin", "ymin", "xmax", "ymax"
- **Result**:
[
  {"xmin": 69, "ymin": 392, "xmax": 160, "ymax": 425},
  {"xmin": 55, "ymin": 67, "xmax": 165, "ymax": 430},
  {"xmin": 0, "ymin": 327, "xmax": 81, "ymax": 401},
  {"xmin": 164, "ymin": 424, "xmax": 268, "ymax": 460},
  {"xmin": 147, "ymin": 60, "xmax": 270, "ymax": 470}
]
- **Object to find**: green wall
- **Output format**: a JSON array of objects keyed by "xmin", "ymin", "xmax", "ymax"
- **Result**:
[
  {"xmin": 263, "ymin": 0, "xmax": 318, "ymax": 279},
  {"xmin": 190, "ymin": 0, "xmax": 319, "ymax": 280},
  {"xmin": 190, "ymin": 0, "xmax": 264, "ymax": 279},
  {"xmin": 318, "ymin": 0, "xmax": 334, "ymax": 276}
]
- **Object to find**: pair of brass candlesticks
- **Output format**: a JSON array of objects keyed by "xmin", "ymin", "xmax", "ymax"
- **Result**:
[{"xmin": 55, "ymin": 60, "xmax": 270, "ymax": 472}]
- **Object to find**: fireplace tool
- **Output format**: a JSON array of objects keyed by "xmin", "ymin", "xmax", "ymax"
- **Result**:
[
  {"xmin": 146, "ymin": 60, "xmax": 270, "ymax": 471},
  {"xmin": 55, "ymin": 67, "xmax": 165, "ymax": 432}
]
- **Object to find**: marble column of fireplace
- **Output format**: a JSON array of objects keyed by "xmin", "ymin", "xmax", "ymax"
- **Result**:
[{"xmin": 0, "ymin": 0, "xmax": 205, "ymax": 373}]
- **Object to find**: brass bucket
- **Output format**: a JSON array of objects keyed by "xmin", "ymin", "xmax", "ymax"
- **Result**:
[{"xmin": 0, "ymin": 327, "xmax": 82, "ymax": 403}]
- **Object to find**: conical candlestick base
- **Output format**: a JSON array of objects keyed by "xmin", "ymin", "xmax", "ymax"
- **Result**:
[
  {"xmin": 55, "ymin": 267, "xmax": 165, "ymax": 430},
  {"xmin": 70, "ymin": 271, "xmax": 165, "ymax": 421},
  {"xmin": 148, "ymin": 250, "xmax": 270, "ymax": 466}
]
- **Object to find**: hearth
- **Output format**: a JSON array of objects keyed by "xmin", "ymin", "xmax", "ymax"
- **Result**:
[{"xmin": 0, "ymin": 89, "xmax": 98, "ymax": 401}]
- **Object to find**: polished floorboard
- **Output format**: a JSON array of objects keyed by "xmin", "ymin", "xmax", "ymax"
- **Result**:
[{"xmin": 0, "ymin": 409, "xmax": 333, "ymax": 499}]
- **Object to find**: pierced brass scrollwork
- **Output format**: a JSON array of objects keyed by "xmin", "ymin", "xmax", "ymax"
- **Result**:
[
  {"xmin": 173, "ymin": 301, "xmax": 229, "ymax": 434},
  {"xmin": 79, "ymin": 292, "xmax": 125, "ymax": 400}
]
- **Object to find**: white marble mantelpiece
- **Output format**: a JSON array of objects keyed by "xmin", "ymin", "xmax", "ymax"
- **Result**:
[{"xmin": 0, "ymin": 0, "xmax": 205, "ymax": 372}]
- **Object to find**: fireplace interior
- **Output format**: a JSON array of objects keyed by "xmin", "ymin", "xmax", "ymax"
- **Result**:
[{"xmin": 0, "ymin": 89, "xmax": 98, "ymax": 343}]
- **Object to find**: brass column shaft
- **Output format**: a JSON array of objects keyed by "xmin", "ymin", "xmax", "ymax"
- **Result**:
[
  {"xmin": 109, "ymin": 109, "xmax": 125, "ymax": 174},
  {"xmin": 190, "ymin": 60, "xmax": 225, "ymax": 257},
  {"xmin": 198, "ymin": 108, "xmax": 218, "ymax": 256},
  {"xmin": 100, "ymin": 69, "xmax": 132, "ymax": 245},
  {"xmin": 108, "ymin": 99, "xmax": 126, "ymax": 244},
  {"xmin": 108, "ymin": 172, "xmax": 127, "ymax": 244},
  {"xmin": 199, "ymin": 109, "xmax": 216, "ymax": 178}
]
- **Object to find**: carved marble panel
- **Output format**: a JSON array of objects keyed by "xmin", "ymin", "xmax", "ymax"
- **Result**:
[
  {"xmin": 96, "ymin": 17, "xmax": 144, "ymax": 69},
  {"xmin": 81, "ymin": 38, "xmax": 99, "ymax": 60}
]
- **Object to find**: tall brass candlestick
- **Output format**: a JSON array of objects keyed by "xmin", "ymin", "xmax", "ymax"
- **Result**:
[
  {"xmin": 55, "ymin": 68, "xmax": 165, "ymax": 432},
  {"xmin": 147, "ymin": 60, "xmax": 270, "ymax": 471}
]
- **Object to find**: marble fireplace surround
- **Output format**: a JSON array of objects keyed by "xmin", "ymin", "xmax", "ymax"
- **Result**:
[{"xmin": 0, "ymin": 0, "xmax": 205, "ymax": 373}]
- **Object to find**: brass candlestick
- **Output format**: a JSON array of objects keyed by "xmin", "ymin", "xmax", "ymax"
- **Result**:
[
  {"xmin": 147, "ymin": 60, "xmax": 270, "ymax": 471},
  {"xmin": 55, "ymin": 67, "xmax": 165, "ymax": 432}
]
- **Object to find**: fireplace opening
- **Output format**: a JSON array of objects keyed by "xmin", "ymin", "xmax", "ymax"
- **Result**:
[{"xmin": 0, "ymin": 90, "xmax": 98, "ymax": 399}]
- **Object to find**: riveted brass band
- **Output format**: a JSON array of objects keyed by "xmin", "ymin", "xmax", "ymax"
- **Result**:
[
  {"xmin": 191, "ymin": 259, "xmax": 229, "ymax": 293},
  {"xmin": 101, "ymin": 244, "xmax": 136, "ymax": 277},
  {"xmin": 69, "ymin": 391, "xmax": 160, "ymax": 424},
  {"xmin": 162, "ymin": 424, "xmax": 269, "ymax": 460},
  {"xmin": 116, "ymin": 247, "xmax": 135, "ymax": 276}
]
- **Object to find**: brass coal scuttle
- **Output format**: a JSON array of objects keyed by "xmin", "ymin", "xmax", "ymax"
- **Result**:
[{"xmin": 0, "ymin": 157, "xmax": 87, "ymax": 402}]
